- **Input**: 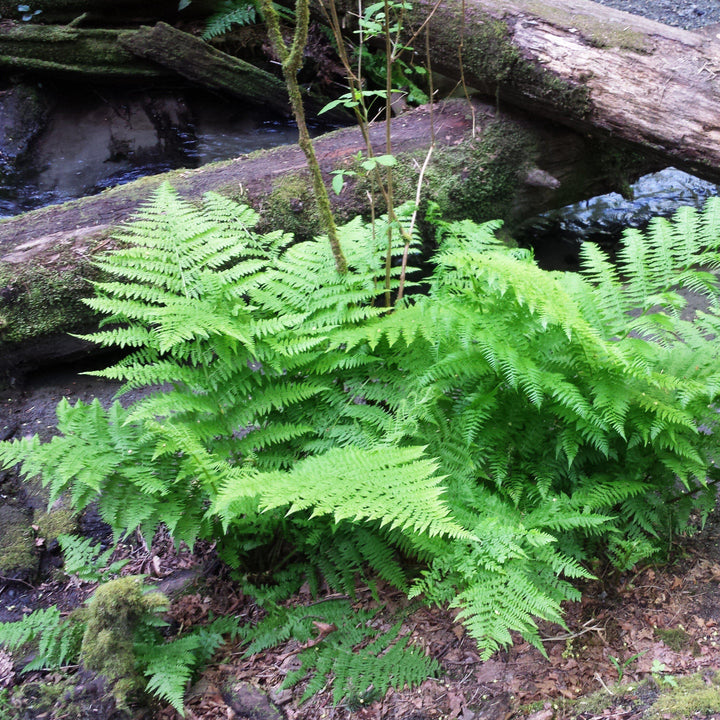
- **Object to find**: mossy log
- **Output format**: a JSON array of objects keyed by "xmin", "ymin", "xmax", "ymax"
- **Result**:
[
  {"xmin": 0, "ymin": 24, "xmax": 170, "ymax": 79},
  {"xmin": 334, "ymin": 0, "xmax": 720, "ymax": 182},
  {"xmin": 0, "ymin": 99, "xmax": 656, "ymax": 376},
  {"xmin": 0, "ymin": 22, "xmax": 334, "ymax": 118},
  {"xmin": 118, "ymin": 22, "xmax": 292, "ymax": 117}
]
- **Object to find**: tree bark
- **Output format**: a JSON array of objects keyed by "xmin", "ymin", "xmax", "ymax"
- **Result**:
[
  {"xmin": 118, "ymin": 22, "xmax": 293, "ymax": 116},
  {"xmin": 333, "ymin": 0, "xmax": 720, "ymax": 182},
  {"xmin": 0, "ymin": 98, "xmax": 658, "ymax": 377},
  {"xmin": 0, "ymin": 24, "xmax": 167, "ymax": 79}
]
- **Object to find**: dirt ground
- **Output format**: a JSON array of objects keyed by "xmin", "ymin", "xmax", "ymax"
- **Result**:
[{"xmin": 1, "ymin": 368, "xmax": 720, "ymax": 720}]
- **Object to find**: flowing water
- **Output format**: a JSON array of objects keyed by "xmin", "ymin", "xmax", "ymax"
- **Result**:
[
  {"xmin": 518, "ymin": 167, "xmax": 720, "ymax": 271},
  {"xmin": 2, "ymin": 85, "xmax": 719, "ymax": 263},
  {"xmin": 0, "ymin": 88, "xmax": 309, "ymax": 219}
]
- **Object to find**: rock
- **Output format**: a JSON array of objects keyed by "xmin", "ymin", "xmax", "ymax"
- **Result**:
[
  {"xmin": 0, "ymin": 504, "xmax": 36, "ymax": 585},
  {"xmin": 222, "ymin": 680, "xmax": 285, "ymax": 720},
  {"xmin": 8, "ymin": 671, "xmax": 133, "ymax": 720},
  {"xmin": 0, "ymin": 84, "xmax": 51, "ymax": 176}
]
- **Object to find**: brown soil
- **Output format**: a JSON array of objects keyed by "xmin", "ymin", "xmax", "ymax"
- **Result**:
[
  {"xmin": 1, "ymin": 370, "xmax": 720, "ymax": 720},
  {"xmin": 4, "ymin": 515, "xmax": 720, "ymax": 719}
]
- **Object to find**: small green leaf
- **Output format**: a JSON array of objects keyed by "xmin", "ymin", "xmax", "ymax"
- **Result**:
[
  {"xmin": 332, "ymin": 173, "xmax": 345, "ymax": 195},
  {"xmin": 374, "ymin": 154, "xmax": 397, "ymax": 167}
]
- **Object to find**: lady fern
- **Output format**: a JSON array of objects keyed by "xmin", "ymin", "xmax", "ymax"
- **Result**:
[{"xmin": 1, "ymin": 184, "xmax": 719, "ymax": 672}]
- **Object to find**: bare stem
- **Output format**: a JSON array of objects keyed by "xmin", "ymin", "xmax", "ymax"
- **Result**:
[{"xmin": 259, "ymin": 0, "xmax": 348, "ymax": 274}]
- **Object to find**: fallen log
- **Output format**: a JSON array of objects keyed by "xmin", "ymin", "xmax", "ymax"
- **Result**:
[
  {"xmin": 0, "ymin": 24, "xmax": 167, "ymax": 80},
  {"xmin": 0, "ymin": 99, "xmax": 657, "ymax": 377},
  {"xmin": 332, "ymin": 0, "xmax": 720, "ymax": 183},
  {"xmin": 0, "ymin": 22, "xmax": 337, "ymax": 119},
  {"xmin": 119, "ymin": 22, "xmax": 317, "ymax": 118}
]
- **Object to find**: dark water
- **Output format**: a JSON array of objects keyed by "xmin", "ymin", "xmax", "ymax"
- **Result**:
[
  {"xmin": 0, "ymin": 89, "xmax": 308, "ymax": 219},
  {"xmin": 518, "ymin": 167, "xmax": 720, "ymax": 271},
  {"xmin": 3, "ymin": 85, "xmax": 719, "ymax": 264}
]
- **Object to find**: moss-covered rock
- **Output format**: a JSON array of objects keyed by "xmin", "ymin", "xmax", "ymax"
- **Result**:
[
  {"xmin": 7, "ymin": 671, "xmax": 131, "ymax": 720},
  {"xmin": 80, "ymin": 576, "xmax": 168, "ymax": 708},
  {"xmin": 33, "ymin": 506, "xmax": 77, "ymax": 548},
  {"xmin": 0, "ymin": 505, "xmax": 35, "ymax": 579}
]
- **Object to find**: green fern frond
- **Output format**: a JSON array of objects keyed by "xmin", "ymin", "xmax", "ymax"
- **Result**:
[
  {"xmin": 239, "ymin": 600, "xmax": 437, "ymax": 705},
  {"xmin": 202, "ymin": 1, "xmax": 257, "ymax": 39},
  {"xmin": 58, "ymin": 534, "xmax": 128, "ymax": 582},
  {"xmin": 0, "ymin": 607, "xmax": 84, "ymax": 671},
  {"xmin": 253, "ymin": 445, "xmax": 467, "ymax": 539}
]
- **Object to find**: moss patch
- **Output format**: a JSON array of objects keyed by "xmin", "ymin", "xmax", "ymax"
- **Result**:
[
  {"xmin": 7, "ymin": 672, "xmax": 130, "ymax": 720},
  {"xmin": 0, "ymin": 253, "xmax": 98, "ymax": 346},
  {"xmin": 646, "ymin": 671, "xmax": 720, "ymax": 719},
  {"xmin": 349, "ymin": 117, "xmax": 535, "ymax": 231},
  {"xmin": 33, "ymin": 507, "xmax": 77, "ymax": 546},
  {"xmin": 523, "ymin": 1, "xmax": 651, "ymax": 53},
  {"xmin": 0, "ymin": 24, "xmax": 161, "ymax": 79},
  {"xmin": 260, "ymin": 173, "xmax": 322, "ymax": 240},
  {"xmin": 80, "ymin": 576, "xmax": 168, "ymax": 708},
  {"xmin": 405, "ymin": 2, "xmax": 591, "ymax": 119},
  {"xmin": 0, "ymin": 505, "xmax": 34, "ymax": 576},
  {"xmin": 654, "ymin": 627, "xmax": 693, "ymax": 653},
  {"xmin": 566, "ymin": 673, "xmax": 720, "ymax": 719}
]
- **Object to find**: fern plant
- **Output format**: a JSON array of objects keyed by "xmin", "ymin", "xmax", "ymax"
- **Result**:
[
  {"xmin": 202, "ymin": 0, "xmax": 257, "ymax": 40},
  {"xmin": 0, "ymin": 606, "xmax": 84, "ymax": 672},
  {"xmin": 1, "ymin": 185, "xmax": 719, "ymax": 671},
  {"xmin": 58, "ymin": 533, "xmax": 129, "ymax": 583},
  {"xmin": 0, "ymin": 577, "xmax": 240, "ymax": 716},
  {"xmin": 237, "ymin": 599, "xmax": 438, "ymax": 705}
]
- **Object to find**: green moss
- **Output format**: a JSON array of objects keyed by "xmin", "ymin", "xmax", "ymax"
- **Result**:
[
  {"xmin": 571, "ymin": 681, "xmax": 658, "ymax": 716},
  {"xmin": 33, "ymin": 507, "xmax": 77, "ymax": 545},
  {"xmin": 384, "ymin": 119, "xmax": 535, "ymax": 227},
  {"xmin": 405, "ymin": 2, "xmax": 591, "ymax": 119},
  {"xmin": 80, "ymin": 576, "xmax": 168, "ymax": 708},
  {"xmin": 523, "ymin": 0, "xmax": 651, "ymax": 53},
  {"xmin": 7, "ymin": 673, "xmax": 130, "ymax": 720},
  {"xmin": 261, "ymin": 173, "xmax": 321, "ymax": 240},
  {"xmin": 0, "ymin": 505, "xmax": 35, "ymax": 575},
  {"xmin": 646, "ymin": 672, "xmax": 720, "ymax": 719},
  {"xmin": 0, "ymin": 25, "xmax": 160, "ymax": 78},
  {"xmin": 654, "ymin": 627, "xmax": 692, "ymax": 653},
  {"xmin": 0, "ymin": 253, "xmax": 97, "ymax": 345}
]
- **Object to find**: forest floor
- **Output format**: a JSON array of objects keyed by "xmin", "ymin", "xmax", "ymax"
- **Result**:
[
  {"xmin": 2, "ymin": 500, "xmax": 720, "ymax": 720},
  {"xmin": 1, "ymin": 372, "xmax": 720, "ymax": 720}
]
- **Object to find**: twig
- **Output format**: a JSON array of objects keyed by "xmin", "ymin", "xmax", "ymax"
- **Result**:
[
  {"xmin": 540, "ymin": 619, "xmax": 603, "ymax": 642},
  {"xmin": 0, "ymin": 574, "xmax": 35, "ymax": 589},
  {"xmin": 396, "ymin": 143, "xmax": 434, "ymax": 303},
  {"xmin": 594, "ymin": 672, "xmax": 615, "ymax": 695}
]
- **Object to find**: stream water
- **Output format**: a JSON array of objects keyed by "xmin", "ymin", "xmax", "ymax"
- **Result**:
[
  {"xmin": 519, "ymin": 167, "xmax": 720, "ymax": 271},
  {"xmin": 0, "ymin": 87, "xmax": 308, "ymax": 219},
  {"xmin": 2, "ymin": 84, "xmax": 719, "ymax": 259}
]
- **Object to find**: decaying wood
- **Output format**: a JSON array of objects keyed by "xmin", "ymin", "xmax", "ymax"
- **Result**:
[
  {"xmin": 0, "ymin": 24, "xmax": 167, "ymax": 79},
  {"xmin": 119, "ymin": 22, "xmax": 292, "ymax": 116},
  {"xmin": 390, "ymin": 0, "xmax": 720, "ymax": 182},
  {"xmin": 0, "ymin": 21, "xmax": 337, "ymax": 118},
  {"xmin": 0, "ymin": 99, "xmax": 658, "ymax": 375}
]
